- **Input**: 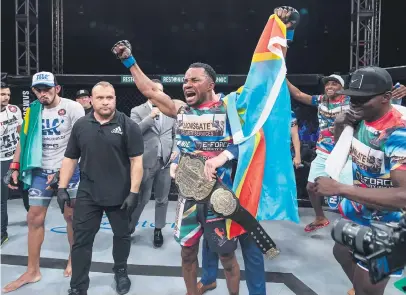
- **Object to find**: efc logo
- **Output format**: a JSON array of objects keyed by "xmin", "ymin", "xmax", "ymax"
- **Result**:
[
  {"xmin": 36, "ymin": 73, "xmax": 49, "ymax": 80},
  {"xmin": 42, "ymin": 118, "xmax": 64, "ymax": 135}
]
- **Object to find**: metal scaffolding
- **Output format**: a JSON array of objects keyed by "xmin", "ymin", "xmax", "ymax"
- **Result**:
[
  {"xmin": 52, "ymin": 0, "xmax": 64, "ymax": 74},
  {"xmin": 15, "ymin": 0, "xmax": 39, "ymax": 75},
  {"xmin": 350, "ymin": 0, "xmax": 382, "ymax": 71}
]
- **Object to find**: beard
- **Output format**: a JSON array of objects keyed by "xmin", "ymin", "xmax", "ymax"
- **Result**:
[
  {"xmin": 187, "ymin": 94, "xmax": 208, "ymax": 107},
  {"xmin": 39, "ymin": 94, "xmax": 56, "ymax": 106},
  {"xmin": 1, "ymin": 101, "xmax": 8, "ymax": 110}
]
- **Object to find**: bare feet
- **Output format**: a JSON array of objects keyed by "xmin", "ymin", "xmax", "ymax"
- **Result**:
[
  {"xmin": 304, "ymin": 217, "xmax": 330, "ymax": 233},
  {"xmin": 185, "ymin": 281, "xmax": 217, "ymax": 295},
  {"xmin": 2, "ymin": 271, "xmax": 42, "ymax": 293},
  {"xmin": 64, "ymin": 258, "xmax": 72, "ymax": 277}
]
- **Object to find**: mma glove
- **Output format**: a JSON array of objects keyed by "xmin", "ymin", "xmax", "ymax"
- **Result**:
[
  {"xmin": 57, "ymin": 188, "xmax": 71, "ymax": 214},
  {"xmin": 274, "ymin": 6, "xmax": 300, "ymax": 43},
  {"xmin": 121, "ymin": 192, "xmax": 139, "ymax": 215},
  {"xmin": 3, "ymin": 162, "xmax": 20, "ymax": 186},
  {"xmin": 111, "ymin": 40, "xmax": 136, "ymax": 69},
  {"xmin": 48, "ymin": 170, "xmax": 60, "ymax": 191}
]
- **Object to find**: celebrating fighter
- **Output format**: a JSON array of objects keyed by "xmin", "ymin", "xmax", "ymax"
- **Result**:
[
  {"xmin": 2, "ymin": 72, "xmax": 85, "ymax": 293},
  {"xmin": 112, "ymin": 6, "xmax": 299, "ymax": 295},
  {"xmin": 314, "ymin": 66, "xmax": 406, "ymax": 295},
  {"xmin": 127, "ymin": 60, "xmax": 241, "ymax": 295}
]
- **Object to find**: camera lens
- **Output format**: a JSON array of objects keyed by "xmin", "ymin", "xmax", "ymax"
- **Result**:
[{"xmin": 331, "ymin": 218, "xmax": 372, "ymax": 254}]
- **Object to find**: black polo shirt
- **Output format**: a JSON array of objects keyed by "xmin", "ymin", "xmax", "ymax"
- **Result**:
[{"xmin": 65, "ymin": 110, "xmax": 143, "ymax": 206}]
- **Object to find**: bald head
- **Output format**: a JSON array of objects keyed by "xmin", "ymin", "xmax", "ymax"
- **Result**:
[
  {"xmin": 92, "ymin": 81, "xmax": 115, "ymax": 96},
  {"xmin": 91, "ymin": 81, "xmax": 116, "ymax": 118}
]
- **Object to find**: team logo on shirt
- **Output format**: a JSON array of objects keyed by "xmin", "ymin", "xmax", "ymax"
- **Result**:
[
  {"xmin": 111, "ymin": 126, "xmax": 123, "ymax": 135},
  {"xmin": 177, "ymin": 113, "xmax": 226, "ymax": 137},
  {"xmin": 58, "ymin": 109, "xmax": 66, "ymax": 116},
  {"xmin": 42, "ymin": 118, "xmax": 65, "ymax": 136},
  {"xmin": 327, "ymin": 195, "xmax": 342, "ymax": 209},
  {"xmin": 8, "ymin": 105, "xmax": 17, "ymax": 113}
]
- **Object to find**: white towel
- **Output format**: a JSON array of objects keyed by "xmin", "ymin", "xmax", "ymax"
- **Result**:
[
  {"xmin": 325, "ymin": 126, "xmax": 354, "ymax": 181},
  {"xmin": 325, "ymin": 105, "xmax": 406, "ymax": 180}
]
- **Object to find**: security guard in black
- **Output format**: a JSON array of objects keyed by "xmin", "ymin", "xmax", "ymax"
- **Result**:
[
  {"xmin": 60, "ymin": 110, "xmax": 143, "ymax": 294},
  {"xmin": 64, "ymin": 110, "xmax": 143, "ymax": 205}
]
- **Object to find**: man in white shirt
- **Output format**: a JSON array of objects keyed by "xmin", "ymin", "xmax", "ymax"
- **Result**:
[
  {"xmin": 2, "ymin": 72, "xmax": 85, "ymax": 293},
  {"xmin": 1, "ymin": 82, "xmax": 23, "ymax": 246}
]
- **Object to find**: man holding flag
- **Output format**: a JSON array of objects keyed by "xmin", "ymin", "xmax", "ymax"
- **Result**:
[
  {"xmin": 112, "ymin": 6, "xmax": 300, "ymax": 294},
  {"xmin": 195, "ymin": 7, "xmax": 301, "ymax": 294}
]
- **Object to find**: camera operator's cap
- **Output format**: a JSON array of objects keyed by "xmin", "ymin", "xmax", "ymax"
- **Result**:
[
  {"xmin": 322, "ymin": 74, "xmax": 345, "ymax": 88},
  {"xmin": 31, "ymin": 71, "xmax": 57, "ymax": 89},
  {"xmin": 337, "ymin": 66, "xmax": 393, "ymax": 98},
  {"xmin": 75, "ymin": 89, "xmax": 90, "ymax": 98}
]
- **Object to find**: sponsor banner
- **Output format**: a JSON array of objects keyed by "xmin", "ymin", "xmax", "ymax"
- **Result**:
[
  {"xmin": 120, "ymin": 75, "xmax": 229, "ymax": 85},
  {"xmin": 10, "ymin": 87, "xmax": 31, "ymax": 118},
  {"xmin": 50, "ymin": 215, "xmax": 176, "ymax": 234}
]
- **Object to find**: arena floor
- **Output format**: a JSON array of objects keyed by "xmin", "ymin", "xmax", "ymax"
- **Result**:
[{"xmin": 1, "ymin": 199, "xmax": 402, "ymax": 295}]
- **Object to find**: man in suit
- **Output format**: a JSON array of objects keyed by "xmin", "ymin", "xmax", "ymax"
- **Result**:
[{"xmin": 130, "ymin": 79, "xmax": 177, "ymax": 247}]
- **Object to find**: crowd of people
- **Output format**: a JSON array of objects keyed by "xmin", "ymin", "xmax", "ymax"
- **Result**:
[{"xmin": 1, "ymin": 5, "xmax": 406, "ymax": 295}]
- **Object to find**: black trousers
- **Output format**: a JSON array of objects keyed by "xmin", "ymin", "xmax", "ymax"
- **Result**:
[
  {"xmin": 70, "ymin": 193, "xmax": 131, "ymax": 291},
  {"xmin": 1, "ymin": 159, "xmax": 11, "ymax": 236}
]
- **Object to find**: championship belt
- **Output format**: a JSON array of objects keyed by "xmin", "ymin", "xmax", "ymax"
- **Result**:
[
  {"xmin": 175, "ymin": 155, "xmax": 280, "ymax": 258},
  {"xmin": 175, "ymin": 155, "xmax": 216, "ymax": 202},
  {"xmin": 210, "ymin": 181, "xmax": 280, "ymax": 259}
]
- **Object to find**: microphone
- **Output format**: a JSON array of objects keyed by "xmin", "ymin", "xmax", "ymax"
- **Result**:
[{"xmin": 152, "ymin": 104, "xmax": 159, "ymax": 120}]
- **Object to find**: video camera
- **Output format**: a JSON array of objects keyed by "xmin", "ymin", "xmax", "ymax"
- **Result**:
[{"xmin": 331, "ymin": 215, "xmax": 406, "ymax": 284}]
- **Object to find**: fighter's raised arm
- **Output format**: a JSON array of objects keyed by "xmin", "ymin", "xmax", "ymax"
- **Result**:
[
  {"xmin": 273, "ymin": 6, "xmax": 300, "ymax": 57},
  {"xmin": 111, "ymin": 40, "xmax": 179, "ymax": 118}
]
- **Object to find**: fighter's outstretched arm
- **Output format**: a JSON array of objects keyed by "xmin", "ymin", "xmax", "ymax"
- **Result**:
[
  {"xmin": 129, "ymin": 65, "xmax": 178, "ymax": 118},
  {"xmin": 112, "ymin": 41, "xmax": 179, "ymax": 118}
]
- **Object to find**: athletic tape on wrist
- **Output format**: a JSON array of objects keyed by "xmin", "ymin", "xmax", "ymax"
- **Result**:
[
  {"xmin": 286, "ymin": 30, "xmax": 295, "ymax": 41},
  {"xmin": 122, "ymin": 56, "xmax": 136, "ymax": 68},
  {"xmin": 9, "ymin": 162, "xmax": 20, "ymax": 170}
]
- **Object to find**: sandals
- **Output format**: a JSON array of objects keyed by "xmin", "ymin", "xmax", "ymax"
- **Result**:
[{"xmin": 304, "ymin": 220, "xmax": 330, "ymax": 233}]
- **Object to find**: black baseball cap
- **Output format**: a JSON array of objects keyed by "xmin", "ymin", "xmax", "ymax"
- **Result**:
[
  {"xmin": 337, "ymin": 66, "xmax": 393, "ymax": 98},
  {"xmin": 75, "ymin": 89, "xmax": 90, "ymax": 98}
]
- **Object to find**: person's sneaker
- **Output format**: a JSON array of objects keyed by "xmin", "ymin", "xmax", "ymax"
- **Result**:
[
  {"xmin": 114, "ymin": 268, "xmax": 131, "ymax": 295},
  {"xmin": 68, "ymin": 288, "xmax": 87, "ymax": 295},
  {"xmin": 1, "ymin": 233, "xmax": 8, "ymax": 246},
  {"xmin": 153, "ymin": 228, "xmax": 163, "ymax": 248}
]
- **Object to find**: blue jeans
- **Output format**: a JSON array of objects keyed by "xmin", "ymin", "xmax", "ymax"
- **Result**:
[{"xmin": 201, "ymin": 233, "xmax": 266, "ymax": 295}]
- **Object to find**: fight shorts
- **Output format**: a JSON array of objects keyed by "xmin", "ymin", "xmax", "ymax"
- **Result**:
[
  {"xmin": 308, "ymin": 150, "xmax": 353, "ymax": 184},
  {"xmin": 338, "ymin": 199, "xmax": 402, "ymax": 226},
  {"xmin": 28, "ymin": 166, "xmax": 80, "ymax": 207},
  {"xmin": 338, "ymin": 199, "xmax": 404, "ymax": 277},
  {"xmin": 174, "ymin": 195, "xmax": 237, "ymax": 256}
]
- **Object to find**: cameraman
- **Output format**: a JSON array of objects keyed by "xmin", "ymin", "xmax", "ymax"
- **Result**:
[{"xmin": 313, "ymin": 67, "xmax": 406, "ymax": 295}]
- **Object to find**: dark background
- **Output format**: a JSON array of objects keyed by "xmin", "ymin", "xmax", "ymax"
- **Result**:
[
  {"xmin": 2, "ymin": 0, "xmax": 406, "ymax": 203},
  {"xmin": 2, "ymin": 0, "xmax": 406, "ymax": 76}
]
